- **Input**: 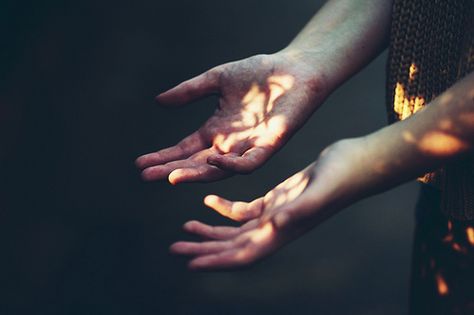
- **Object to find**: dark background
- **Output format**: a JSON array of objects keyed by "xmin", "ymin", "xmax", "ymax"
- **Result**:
[{"xmin": 0, "ymin": 1, "xmax": 419, "ymax": 314}]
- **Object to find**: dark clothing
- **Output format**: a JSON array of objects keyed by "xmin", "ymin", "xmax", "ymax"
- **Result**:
[{"xmin": 410, "ymin": 185, "xmax": 474, "ymax": 314}]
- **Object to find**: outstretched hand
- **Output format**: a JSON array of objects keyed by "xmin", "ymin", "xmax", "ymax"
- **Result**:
[
  {"xmin": 170, "ymin": 139, "xmax": 368, "ymax": 270},
  {"xmin": 136, "ymin": 53, "xmax": 327, "ymax": 184}
]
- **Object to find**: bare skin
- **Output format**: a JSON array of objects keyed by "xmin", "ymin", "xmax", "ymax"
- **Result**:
[
  {"xmin": 171, "ymin": 71, "xmax": 474, "ymax": 270},
  {"xmin": 136, "ymin": 0, "xmax": 471, "ymax": 269},
  {"xmin": 136, "ymin": 53, "xmax": 327, "ymax": 184},
  {"xmin": 136, "ymin": 0, "xmax": 392, "ymax": 184},
  {"xmin": 170, "ymin": 139, "xmax": 366, "ymax": 270}
]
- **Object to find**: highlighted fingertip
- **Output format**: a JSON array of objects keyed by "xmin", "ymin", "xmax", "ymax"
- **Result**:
[
  {"xmin": 168, "ymin": 169, "xmax": 182, "ymax": 185},
  {"xmin": 204, "ymin": 195, "xmax": 219, "ymax": 206}
]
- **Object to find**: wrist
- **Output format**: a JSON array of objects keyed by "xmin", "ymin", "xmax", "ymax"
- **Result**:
[
  {"xmin": 277, "ymin": 43, "xmax": 352, "ymax": 95},
  {"xmin": 311, "ymin": 137, "xmax": 373, "ymax": 209},
  {"xmin": 272, "ymin": 48, "xmax": 333, "ymax": 100}
]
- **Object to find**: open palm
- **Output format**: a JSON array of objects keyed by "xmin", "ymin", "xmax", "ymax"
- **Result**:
[
  {"xmin": 169, "ymin": 139, "xmax": 367, "ymax": 270},
  {"xmin": 170, "ymin": 166, "xmax": 317, "ymax": 270},
  {"xmin": 136, "ymin": 53, "xmax": 326, "ymax": 184}
]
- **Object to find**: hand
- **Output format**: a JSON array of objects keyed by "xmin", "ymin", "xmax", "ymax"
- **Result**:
[
  {"xmin": 170, "ymin": 138, "xmax": 368, "ymax": 270},
  {"xmin": 136, "ymin": 53, "xmax": 328, "ymax": 184}
]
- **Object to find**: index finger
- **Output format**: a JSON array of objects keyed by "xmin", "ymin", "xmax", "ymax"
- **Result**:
[{"xmin": 135, "ymin": 131, "xmax": 206, "ymax": 168}]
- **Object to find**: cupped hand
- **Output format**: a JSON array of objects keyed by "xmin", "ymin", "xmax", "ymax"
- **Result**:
[
  {"xmin": 136, "ymin": 53, "xmax": 327, "ymax": 184},
  {"xmin": 170, "ymin": 139, "xmax": 368, "ymax": 270}
]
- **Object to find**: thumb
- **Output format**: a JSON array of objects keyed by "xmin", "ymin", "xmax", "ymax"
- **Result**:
[
  {"xmin": 156, "ymin": 68, "xmax": 220, "ymax": 106},
  {"xmin": 207, "ymin": 147, "xmax": 273, "ymax": 174}
]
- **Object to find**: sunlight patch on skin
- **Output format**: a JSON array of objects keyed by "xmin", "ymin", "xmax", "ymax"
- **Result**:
[
  {"xmin": 212, "ymin": 74, "xmax": 295, "ymax": 154},
  {"xmin": 244, "ymin": 92, "xmax": 266, "ymax": 120},
  {"xmin": 242, "ymin": 83, "xmax": 261, "ymax": 104},
  {"xmin": 272, "ymin": 211, "xmax": 291, "ymax": 230},
  {"xmin": 235, "ymin": 112, "xmax": 257, "ymax": 128},
  {"xmin": 268, "ymin": 74, "xmax": 295, "ymax": 90},
  {"xmin": 204, "ymin": 195, "xmax": 220, "ymax": 206},
  {"xmin": 254, "ymin": 116, "xmax": 287, "ymax": 146},
  {"xmin": 372, "ymin": 160, "xmax": 389, "ymax": 174},
  {"xmin": 402, "ymin": 131, "xmax": 416, "ymax": 143},
  {"xmin": 249, "ymin": 222, "xmax": 275, "ymax": 243},
  {"xmin": 241, "ymin": 83, "xmax": 266, "ymax": 124},
  {"xmin": 273, "ymin": 194, "xmax": 288, "ymax": 209},
  {"xmin": 168, "ymin": 169, "xmax": 183, "ymax": 185},
  {"xmin": 239, "ymin": 75, "xmax": 294, "ymax": 122},
  {"xmin": 418, "ymin": 131, "xmax": 468, "ymax": 157},
  {"xmin": 265, "ymin": 171, "xmax": 310, "ymax": 208},
  {"xmin": 266, "ymin": 75, "xmax": 295, "ymax": 112},
  {"xmin": 438, "ymin": 119, "xmax": 454, "ymax": 131},
  {"xmin": 266, "ymin": 84, "xmax": 285, "ymax": 113},
  {"xmin": 284, "ymin": 174, "xmax": 310, "ymax": 202},
  {"xmin": 230, "ymin": 222, "xmax": 275, "ymax": 263},
  {"xmin": 213, "ymin": 76, "xmax": 293, "ymax": 154},
  {"xmin": 214, "ymin": 133, "xmax": 225, "ymax": 146},
  {"xmin": 215, "ymin": 131, "xmax": 250, "ymax": 153},
  {"xmin": 457, "ymin": 112, "xmax": 474, "ymax": 126}
]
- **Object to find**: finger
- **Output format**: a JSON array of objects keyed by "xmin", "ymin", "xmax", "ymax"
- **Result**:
[
  {"xmin": 207, "ymin": 146, "xmax": 273, "ymax": 173},
  {"xmin": 213, "ymin": 134, "xmax": 253, "ymax": 156},
  {"xmin": 203, "ymin": 195, "xmax": 264, "ymax": 222},
  {"xmin": 189, "ymin": 220, "xmax": 281, "ymax": 270},
  {"xmin": 135, "ymin": 132, "xmax": 206, "ymax": 168},
  {"xmin": 156, "ymin": 69, "xmax": 220, "ymax": 106},
  {"xmin": 169, "ymin": 240, "xmax": 232, "ymax": 256},
  {"xmin": 188, "ymin": 248, "xmax": 254, "ymax": 270},
  {"xmin": 183, "ymin": 220, "xmax": 241, "ymax": 240},
  {"xmin": 141, "ymin": 159, "xmax": 197, "ymax": 181},
  {"xmin": 168, "ymin": 164, "xmax": 230, "ymax": 184}
]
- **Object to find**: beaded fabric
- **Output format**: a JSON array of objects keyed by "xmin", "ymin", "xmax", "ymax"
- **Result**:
[{"xmin": 386, "ymin": 0, "xmax": 474, "ymax": 220}]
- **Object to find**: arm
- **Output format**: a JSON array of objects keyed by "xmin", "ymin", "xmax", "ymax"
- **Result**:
[
  {"xmin": 350, "ymin": 71, "xmax": 474, "ymax": 199},
  {"xmin": 170, "ymin": 72, "xmax": 474, "ymax": 270},
  {"xmin": 282, "ymin": 0, "xmax": 392, "ymax": 91},
  {"xmin": 136, "ymin": 0, "xmax": 393, "ymax": 184}
]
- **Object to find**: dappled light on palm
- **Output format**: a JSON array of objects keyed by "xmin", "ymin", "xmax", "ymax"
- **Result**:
[
  {"xmin": 135, "ymin": 54, "xmax": 324, "ymax": 184},
  {"xmin": 169, "ymin": 170, "xmax": 313, "ymax": 270}
]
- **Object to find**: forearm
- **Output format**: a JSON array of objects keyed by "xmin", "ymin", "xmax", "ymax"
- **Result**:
[
  {"xmin": 280, "ymin": 0, "xmax": 393, "ymax": 92},
  {"xmin": 355, "ymin": 71, "xmax": 474, "ymax": 198}
]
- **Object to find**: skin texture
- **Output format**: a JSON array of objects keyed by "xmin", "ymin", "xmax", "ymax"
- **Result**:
[
  {"xmin": 137, "ymin": 0, "xmax": 472, "ymax": 269},
  {"xmin": 170, "ymin": 70, "xmax": 474, "ymax": 270},
  {"xmin": 170, "ymin": 139, "xmax": 367, "ymax": 270},
  {"xmin": 135, "ymin": 53, "xmax": 327, "ymax": 184},
  {"xmin": 136, "ymin": 0, "xmax": 393, "ymax": 184}
]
